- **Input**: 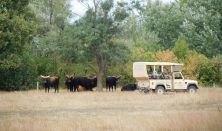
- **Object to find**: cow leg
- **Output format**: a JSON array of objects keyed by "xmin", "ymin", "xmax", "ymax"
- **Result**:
[
  {"xmin": 67, "ymin": 85, "xmax": 70, "ymax": 92},
  {"xmin": 72, "ymin": 86, "xmax": 74, "ymax": 92},
  {"xmin": 114, "ymin": 85, "xmax": 116, "ymax": 91},
  {"xmin": 73, "ymin": 86, "xmax": 76, "ymax": 92},
  {"xmin": 48, "ymin": 87, "xmax": 49, "ymax": 93},
  {"xmin": 75, "ymin": 85, "xmax": 79, "ymax": 92},
  {"xmin": 55, "ymin": 85, "xmax": 59, "ymax": 93},
  {"xmin": 71, "ymin": 85, "xmax": 74, "ymax": 92},
  {"xmin": 44, "ymin": 83, "xmax": 48, "ymax": 93},
  {"xmin": 54, "ymin": 85, "xmax": 56, "ymax": 93},
  {"xmin": 70, "ymin": 86, "xmax": 72, "ymax": 92}
]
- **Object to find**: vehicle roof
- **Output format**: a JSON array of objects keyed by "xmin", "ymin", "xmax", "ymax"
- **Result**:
[{"xmin": 133, "ymin": 62, "xmax": 183, "ymax": 66}]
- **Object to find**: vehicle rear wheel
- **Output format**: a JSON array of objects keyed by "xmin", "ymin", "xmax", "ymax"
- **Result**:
[
  {"xmin": 138, "ymin": 87, "xmax": 144, "ymax": 93},
  {"xmin": 149, "ymin": 89, "xmax": 153, "ymax": 94},
  {"xmin": 188, "ymin": 86, "xmax": 197, "ymax": 94},
  {"xmin": 155, "ymin": 86, "xmax": 165, "ymax": 95},
  {"xmin": 138, "ymin": 87, "xmax": 149, "ymax": 94},
  {"xmin": 143, "ymin": 88, "xmax": 149, "ymax": 93}
]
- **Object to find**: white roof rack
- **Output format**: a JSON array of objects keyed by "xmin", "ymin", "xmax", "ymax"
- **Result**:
[
  {"xmin": 133, "ymin": 62, "xmax": 183, "ymax": 66},
  {"xmin": 133, "ymin": 62, "xmax": 184, "ymax": 79}
]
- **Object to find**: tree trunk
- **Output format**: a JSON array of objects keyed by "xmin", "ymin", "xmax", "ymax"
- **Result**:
[
  {"xmin": 96, "ymin": 53, "xmax": 105, "ymax": 92},
  {"xmin": 49, "ymin": 0, "xmax": 53, "ymax": 25}
]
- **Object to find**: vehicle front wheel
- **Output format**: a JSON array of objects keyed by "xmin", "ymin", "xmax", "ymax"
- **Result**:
[
  {"xmin": 188, "ymin": 86, "xmax": 197, "ymax": 94},
  {"xmin": 155, "ymin": 86, "xmax": 165, "ymax": 95}
]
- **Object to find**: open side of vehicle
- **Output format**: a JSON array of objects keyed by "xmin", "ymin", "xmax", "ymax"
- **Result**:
[{"xmin": 133, "ymin": 62, "xmax": 198, "ymax": 94}]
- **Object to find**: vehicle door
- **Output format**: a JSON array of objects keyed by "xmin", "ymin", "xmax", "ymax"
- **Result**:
[{"xmin": 173, "ymin": 72, "xmax": 186, "ymax": 89}]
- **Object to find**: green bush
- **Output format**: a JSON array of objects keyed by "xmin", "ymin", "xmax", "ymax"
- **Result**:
[
  {"xmin": 196, "ymin": 57, "xmax": 222, "ymax": 86},
  {"xmin": 0, "ymin": 54, "xmax": 38, "ymax": 91}
]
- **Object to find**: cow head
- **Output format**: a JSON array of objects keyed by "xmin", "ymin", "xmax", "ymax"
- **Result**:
[
  {"xmin": 40, "ymin": 75, "xmax": 50, "ymax": 83},
  {"xmin": 65, "ymin": 75, "xmax": 73, "ymax": 82}
]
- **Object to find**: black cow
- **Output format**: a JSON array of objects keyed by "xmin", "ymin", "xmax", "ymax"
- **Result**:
[
  {"xmin": 41, "ymin": 75, "xmax": 60, "ymax": 93},
  {"xmin": 66, "ymin": 76, "xmax": 97, "ymax": 92},
  {"xmin": 106, "ymin": 76, "xmax": 120, "ymax": 91},
  {"xmin": 65, "ymin": 75, "xmax": 74, "ymax": 92},
  {"xmin": 121, "ymin": 84, "xmax": 137, "ymax": 91}
]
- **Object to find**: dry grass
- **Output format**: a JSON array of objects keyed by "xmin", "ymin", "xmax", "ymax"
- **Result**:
[{"xmin": 0, "ymin": 88, "xmax": 222, "ymax": 131}]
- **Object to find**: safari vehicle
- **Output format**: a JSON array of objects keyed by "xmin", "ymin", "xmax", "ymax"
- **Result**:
[{"xmin": 133, "ymin": 62, "xmax": 198, "ymax": 94}]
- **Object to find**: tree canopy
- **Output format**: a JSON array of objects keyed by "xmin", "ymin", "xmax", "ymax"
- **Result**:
[{"xmin": 0, "ymin": 0, "xmax": 36, "ymax": 69}]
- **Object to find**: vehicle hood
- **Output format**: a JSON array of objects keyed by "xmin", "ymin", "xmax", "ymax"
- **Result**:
[{"xmin": 184, "ymin": 79, "xmax": 198, "ymax": 85}]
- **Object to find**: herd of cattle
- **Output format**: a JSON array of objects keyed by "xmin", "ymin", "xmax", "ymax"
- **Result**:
[{"xmin": 40, "ymin": 75, "xmax": 137, "ymax": 93}]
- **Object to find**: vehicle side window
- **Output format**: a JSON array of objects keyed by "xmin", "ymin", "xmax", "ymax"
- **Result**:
[{"xmin": 174, "ymin": 73, "xmax": 183, "ymax": 79}]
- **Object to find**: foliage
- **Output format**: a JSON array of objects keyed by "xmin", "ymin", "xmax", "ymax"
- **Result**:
[
  {"xmin": 172, "ymin": 39, "xmax": 190, "ymax": 61},
  {"xmin": 179, "ymin": 0, "xmax": 222, "ymax": 57},
  {"xmin": 131, "ymin": 47, "xmax": 156, "ymax": 62},
  {"xmin": 0, "ymin": 54, "xmax": 38, "ymax": 91},
  {"xmin": 183, "ymin": 52, "xmax": 208, "ymax": 80},
  {"xmin": 196, "ymin": 58, "xmax": 221, "ymax": 86},
  {"xmin": 155, "ymin": 50, "xmax": 178, "ymax": 62},
  {"xmin": 0, "ymin": 0, "xmax": 37, "ymax": 90},
  {"xmin": 30, "ymin": 0, "xmax": 71, "ymax": 58},
  {"xmin": 0, "ymin": 0, "xmax": 36, "ymax": 70},
  {"xmin": 75, "ymin": 1, "xmax": 129, "ymax": 62},
  {"xmin": 144, "ymin": 0, "xmax": 184, "ymax": 49}
]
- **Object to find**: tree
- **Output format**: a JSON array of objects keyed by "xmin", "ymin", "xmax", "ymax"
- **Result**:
[
  {"xmin": 143, "ymin": 0, "xmax": 184, "ymax": 49},
  {"xmin": 71, "ymin": 0, "xmax": 130, "ymax": 91},
  {"xmin": 0, "ymin": 0, "xmax": 37, "ymax": 90},
  {"xmin": 30, "ymin": 0, "xmax": 71, "ymax": 55},
  {"xmin": 0, "ymin": 0, "xmax": 36, "ymax": 69},
  {"xmin": 179, "ymin": 0, "xmax": 222, "ymax": 57},
  {"xmin": 30, "ymin": 0, "xmax": 71, "ymax": 74}
]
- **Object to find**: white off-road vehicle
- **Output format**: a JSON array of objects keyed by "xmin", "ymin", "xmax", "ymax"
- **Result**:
[{"xmin": 133, "ymin": 62, "xmax": 198, "ymax": 94}]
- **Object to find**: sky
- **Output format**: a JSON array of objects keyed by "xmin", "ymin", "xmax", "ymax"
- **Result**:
[{"xmin": 70, "ymin": 0, "xmax": 175, "ymax": 19}]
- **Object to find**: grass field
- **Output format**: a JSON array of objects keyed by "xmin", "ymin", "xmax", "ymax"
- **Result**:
[{"xmin": 0, "ymin": 88, "xmax": 222, "ymax": 131}]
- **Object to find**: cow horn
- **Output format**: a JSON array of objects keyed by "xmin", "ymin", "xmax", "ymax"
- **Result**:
[{"xmin": 40, "ymin": 75, "xmax": 50, "ymax": 78}]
